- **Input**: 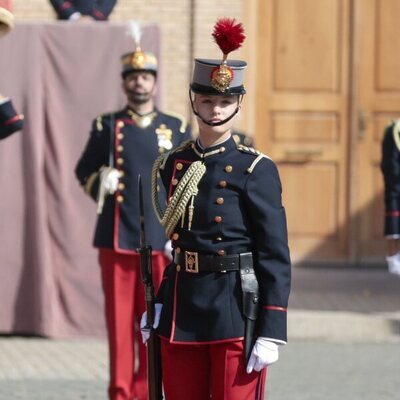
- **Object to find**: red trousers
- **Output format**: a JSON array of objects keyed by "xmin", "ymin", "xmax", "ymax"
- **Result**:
[
  {"xmin": 160, "ymin": 339, "xmax": 267, "ymax": 400},
  {"xmin": 99, "ymin": 249, "xmax": 167, "ymax": 400}
]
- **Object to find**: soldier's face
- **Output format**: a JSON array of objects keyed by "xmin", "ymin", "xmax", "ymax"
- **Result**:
[
  {"xmin": 194, "ymin": 94, "xmax": 239, "ymax": 134},
  {"xmin": 122, "ymin": 71, "xmax": 157, "ymax": 105}
]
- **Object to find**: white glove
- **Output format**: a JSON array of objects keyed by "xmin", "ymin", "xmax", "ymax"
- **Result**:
[
  {"xmin": 386, "ymin": 252, "xmax": 400, "ymax": 276},
  {"xmin": 164, "ymin": 240, "xmax": 173, "ymax": 261},
  {"xmin": 100, "ymin": 167, "xmax": 120, "ymax": 195},
  {"xmin": 140, "ymin": 303, "xmax": 163, "ymax": 344},
  {"xmin": 246, "ymin": 338, "xmax": 279, "ymax": 374}
]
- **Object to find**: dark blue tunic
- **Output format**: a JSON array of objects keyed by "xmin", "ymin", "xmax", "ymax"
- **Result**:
[
  {"xmin": 156, "ymin": 137, "xmax": 291, "ymax": 344},
  {"xmin": 75, "ymin": 107, "xmax": 191, "ymax": 252},
  {"xmin": 0, "ymin": 99, "xmax": 24, "ymax": 140}
]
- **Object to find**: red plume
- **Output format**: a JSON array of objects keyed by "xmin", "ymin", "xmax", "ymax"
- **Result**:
[{"xmin": 212, "ymin": 18, "xmax": 246, "ymax": 56}]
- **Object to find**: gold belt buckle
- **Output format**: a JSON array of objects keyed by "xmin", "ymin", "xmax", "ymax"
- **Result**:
[{"xmin": 185, "ymin": 251, "xmax": 199, "ymax": 273}]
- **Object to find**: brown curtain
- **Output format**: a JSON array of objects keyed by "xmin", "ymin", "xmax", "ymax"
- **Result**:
[{"xmin": 0, "ymin": 21, "xmax": 162, "ymax": 337}]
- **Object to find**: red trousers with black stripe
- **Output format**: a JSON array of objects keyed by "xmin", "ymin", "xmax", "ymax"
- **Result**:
[
  {"xmin": 99, "ymin": 249, "xmax": 167, "ymax": 400},
  {"xmin": 160, "ymin": 339, "xmax": 267, "ymax": 400}
]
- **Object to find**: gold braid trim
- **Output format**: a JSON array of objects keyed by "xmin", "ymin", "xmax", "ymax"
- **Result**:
[
  {"xmin": 151, "ymin": 142, "xmax": 193, "ymax": 221},
  {"xmin": 247, "ymin": 154, "xmax": 271, "ymax": 173},
  {"xmin": 152, "ymin": 157, "xmax": 206, "ymax": 237},
  {"xmin": 236, "ymin": 144, "xmax": 272, "ymax": 173}
]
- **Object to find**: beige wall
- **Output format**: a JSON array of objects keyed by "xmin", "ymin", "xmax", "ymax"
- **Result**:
[{"xmin": 13, "ymin": 0, "xmax": 245, "ymax": 121}]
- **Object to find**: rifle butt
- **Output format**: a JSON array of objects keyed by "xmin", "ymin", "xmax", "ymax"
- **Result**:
[{"xmin": 147, "ymin": 331, "xmax": 163, "ymax": 400}]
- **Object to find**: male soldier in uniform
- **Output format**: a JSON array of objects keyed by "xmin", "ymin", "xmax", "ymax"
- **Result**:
[
  {"xmin": 49, "ymin": 0, "xmax": 117, "ymax": 21},
  {"xmin": 381, "ymin": 120, "xmax": 400, "ymax": 275},
  {"xmin": 142, "ymin": 18, "xmax": 291, "ymax": 400},
  {"xmin": 0, "ymin": 0, "xmax": 24, "ymax": 139},
  {"xmin": 75, "ymin": 41, "xmax": 191, "ymax": 400}
]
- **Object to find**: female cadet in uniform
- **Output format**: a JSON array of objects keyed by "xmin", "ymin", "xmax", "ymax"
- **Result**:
[{"xmin": 142, "ymin": 18, "xmax": 291, "ymax": 400}]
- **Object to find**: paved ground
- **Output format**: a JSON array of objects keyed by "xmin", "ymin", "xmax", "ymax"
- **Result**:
[
  {"xmin": 0, "ymin": 337, "xmax": 108, "ymax": 400},
  {"xmin": 266, "ymin": 341, "xmax": 400, "ymax": 400},
  {"xmin": 0, "ymin": 265, "xmax": 399, "ymax": 399}
]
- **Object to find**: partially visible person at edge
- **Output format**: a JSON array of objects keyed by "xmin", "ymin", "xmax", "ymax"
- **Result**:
[
  {"xmin": 0, "ymin": 0, "xmax": 24, "ymax": 139},
  {"xmin": 141, "ymin": 18, "xmax": 291, "ymax": 400},
  {"xmin": 49, "ymin": 0, "xmax": 117, "ymax": 21},
  {"xmin": 75, "ymin": 24, "xmax": 191, "ymax": 400},
  {"xmin": 381, "ymin": 119, "xmax": 400, "ymax": 276}
]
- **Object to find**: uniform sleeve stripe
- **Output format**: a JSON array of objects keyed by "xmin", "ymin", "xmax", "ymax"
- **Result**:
[
  {"xmin": 263, "ymin": 306, "xmax": 287, "ymax": 312},
  {"xmin": 4, "ymin": 114, "xmax": 24, "ymax": 126},
  {"xmin": 93, "ymin": 9, "xmax": 106, "ymax": 19},
  {"xmin": 60, "ymin": 1, "xmax": 72, "ymax": 11},
  {"xmin": 386, "ymin": 211, "xmax": 400, "ymax": 217}
]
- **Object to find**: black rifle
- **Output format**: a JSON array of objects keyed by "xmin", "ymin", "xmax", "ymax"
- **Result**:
[{"xmin": 137, "ymin": 175, "xmax": 163, "ymax": 400}]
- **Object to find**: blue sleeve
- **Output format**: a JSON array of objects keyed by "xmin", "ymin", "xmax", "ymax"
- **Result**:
[
  {"xmin": 90, "ymin": 0, "xmax": 117, "ymax": 20},
  {"xmin": 75, "ymin": 118, "xmax": 110, "ymax": 201},
  {"xmin": 0, "ymin": 99, "xmax": 24, "ymax": 140},
  {"xmin": 244, "ymin": 157, "xmax": 291, "ymax": 342}
]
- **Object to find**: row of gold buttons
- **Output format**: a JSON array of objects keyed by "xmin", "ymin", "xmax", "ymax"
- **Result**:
[{"xmin": 116, "ymin": 121, "xmax": 125, "ymax": 203}]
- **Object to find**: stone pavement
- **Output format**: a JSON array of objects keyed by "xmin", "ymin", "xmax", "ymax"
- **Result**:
[
  {"xmin": 0, "ymin": 337, "xmax": 108, "ymax": 399},
  {"xmin": 0, "ymin": 265, "xmax": 399, "ymax": 399},
  {"xmin": 288, "ymin": 265, "xmax": 400, "ymax": 341}
]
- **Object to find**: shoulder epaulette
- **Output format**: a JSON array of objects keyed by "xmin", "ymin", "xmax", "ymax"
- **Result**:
[
  {"xmin": 237, "ymin": 144, "xmax": 272, "ymax": 173},
  {"xmin": 95, "ymin": 110, "xmax": 120, "ymax": 132},
  {"xmin": 391, "ymin": 119, "xmax": 400, "ymax": 151},
  {"xmin": 163, "ymin": 111, "xmax": 188, "ymax": 134},
  {"xmin": 159, "ymin": 140, "xmax": 193, "ymax": 170},
  {"xmin": 237, "ymin": 144, "xmax": 261, "ymax": 156}
]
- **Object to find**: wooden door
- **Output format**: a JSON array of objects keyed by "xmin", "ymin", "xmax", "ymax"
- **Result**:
[
  {"xmin": 352, "ymin": 0, "xmax": 400, "ymax": 262},
  {"xmin": 247, "ymin": 0, "xmax": 352, "ymax": 263}
]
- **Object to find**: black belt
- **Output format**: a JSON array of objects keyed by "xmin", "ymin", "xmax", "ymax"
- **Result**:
[{"xmin": 174, "ymin": 250, "xmax": 253, "ymax": 273}]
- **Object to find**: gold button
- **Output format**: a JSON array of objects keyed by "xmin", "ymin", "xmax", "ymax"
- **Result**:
[
  {"xmin": 118, "ymin": 183, "xmax": 125, "ymax": 191},
  {"xmin": 117, "ymin": 133, "xmax": 124, "ymax": 140},
  {"xmin": 219, "ymin": 146, "xmax": 225, "ymax": 153},
  {"xmin": 119, "ymin": 170, "xmax": 125, "ymax": 177},
  {"xmin": 214, "ymin": 216, "xmax": 222, "ymax": 223},
  {"xmin": 176, "ymin": 163, "xmax": 183, "ymax": 170},
  {"xmin": 117, "ymin": 158, "xmax": 124, "ymax": 165},
  {"xmin": 172, "ymin": 233, "xmax": 179, "ymax": 240},
  {"xmin": 117, "ymin": 121, "xmax": 124, "ymax": 128},
  {"xmin": 217, "ymin": 250, "xmax": 225, "ymax": 256},
  {"xmin": 176, "ymin": 264, "xmax": 181, "ymax": 272},
  {"xmin": 116, "ymin": 195, "xmax": 124, "ymax": 203},
  {"xmin": 159, "ymin": 148, "xmax": 165, "ymax": 153},
  {"xmin": 225, "ymin": 165, "xmax": 233, "ymax": 173},
  {"xmin": 117, "ymin": 145, "xmax": 124, "ymax": 152},
  {"xmin": 216, "ymin": 197, "xmax": 224, "ymax": 205},
  {"xmin": 219, "ymin": 180, "xmax": 227, "ymax": 188},
  {"xmin": 172, "ymin": 178, "xmax": 179, "ymax": 186},
  {"xmin": 175, "ymin": 247, "xmax": 181, "ymax": 254},
  {"xmin": 215, "ymin": 237, "xmax": 223, "ymax": 242}
]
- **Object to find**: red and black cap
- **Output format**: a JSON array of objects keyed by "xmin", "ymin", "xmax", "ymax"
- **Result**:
[{"xmin": 190, "ymin": 18, "xmax": 247, "ymax": 95}]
